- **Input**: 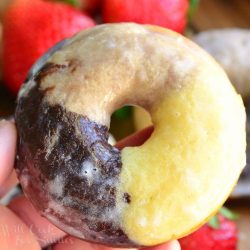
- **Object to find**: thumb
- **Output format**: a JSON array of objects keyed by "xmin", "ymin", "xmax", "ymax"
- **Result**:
[{"xmin": 0, "ymin": 120, "xmax": 17, "ymax": 185}]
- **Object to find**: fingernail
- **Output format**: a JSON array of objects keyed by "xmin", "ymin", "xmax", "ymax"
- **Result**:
[
  {"xmin": 6, "ymin": 116, "xmax": 15, "ymax": 122},
  {"xmin": 0, "ymin": 118, "xmax": 15, "ymax": 129},
  {"xmin": 171, "ymin": 241, "xmax": 181, "ymax": 250},
  {"xmin": 0, "ymin": 119, "xmax": 8, "ymax": 128}
]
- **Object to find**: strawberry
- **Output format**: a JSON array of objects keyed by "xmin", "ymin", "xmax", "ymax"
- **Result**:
[
  {"xmin": 0, "ymin": 0, "xmax": 12, "ymax": 20},
  {"xmin": 3, "ymin": 0, "xmax": 95, "ymax": 94},
  {"xmin": 179, "ymin": 207, "xmax": 238, "ymax": 250},
  {"xmin": 102, "ymin": 0, "xmax": 189, "ymax": 33}
]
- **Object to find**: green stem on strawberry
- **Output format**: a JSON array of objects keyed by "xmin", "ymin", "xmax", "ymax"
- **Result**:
[
  {"xmin": 188, "ymin": 0, "xmax": 199, "ymax": 20},
  {"xmin": 112, "ymin": 106, "xmax": 132, "ymax": 120},
  {"xmin": 219, "ymin": 206, "xmax": 239, "ymax": 220},
  {"xmin": 208, "ymin": 206, "xmax": 239, "ymax": 229},
  {"xmin": 54, "ymin": 0, "xmax": 80, "ymax": 8},
  {"xmin": 208, "ymin": 215, "xmax": 220, "ymax": 229}
]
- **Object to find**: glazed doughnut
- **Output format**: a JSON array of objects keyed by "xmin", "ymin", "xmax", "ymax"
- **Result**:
[{"xmin": 15, "ymin": 23, "xmax": 246, "ymax": 247}]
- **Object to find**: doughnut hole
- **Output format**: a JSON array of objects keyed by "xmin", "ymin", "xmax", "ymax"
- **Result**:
[
  {"xmin": 110, "ymin": 105, "xmax": 134, "ymax": 141},
  {"xmin": 133, "ymin": 106, "xmax": 152, "ymax": 132},
  {"xmin": 110, "ymin": 105, "xmax": 153, "ymax": 144}
]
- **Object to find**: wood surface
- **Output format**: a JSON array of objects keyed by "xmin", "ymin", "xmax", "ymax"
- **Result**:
[{"xmin": 192, "ymin": 0, "xmax": 250, "ymax": 31}]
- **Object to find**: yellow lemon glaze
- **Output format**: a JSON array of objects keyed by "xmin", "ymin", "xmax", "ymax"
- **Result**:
[{"xmin": 118, "ymin": 71, "xmax": 246, "ymax": 245}]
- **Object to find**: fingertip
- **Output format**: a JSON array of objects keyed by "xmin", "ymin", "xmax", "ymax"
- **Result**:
[
  {"xmin": 0, "ymin": 120, "xmax": 17, "ymax": 185},
  {"xmin": 144, "ymin": 241, "xmax": 181, "ymax": 250},
  {"xmin": 0, "ymin": 205, "xmax": 40, "ymax": 250},
  {"xmin": 53, "ymin": 236, "xmax": 137, "ymax": 250},
  {"xmin": 0, "ymin": 170, "xmax": 19, "ymax": 199},
  {"xmin": 168, "ymin": 241, "xmax": 181, "ymax": 250}
]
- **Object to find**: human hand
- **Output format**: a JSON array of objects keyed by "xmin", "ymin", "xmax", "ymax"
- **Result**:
[{"xmin": 0, "ymin": 119, "xmax": 180, "ymax": 250}]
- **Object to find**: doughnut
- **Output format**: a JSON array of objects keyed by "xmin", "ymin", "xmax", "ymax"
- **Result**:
[
  {"xmin": 15, "ymin": 23, "xmax": 246, "ymax": 247},
  {"xmin": 193, "ymin": 29, "xmax": 250, "ymax": 100}
]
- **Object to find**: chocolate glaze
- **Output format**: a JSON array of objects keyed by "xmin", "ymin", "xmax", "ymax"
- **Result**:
[
  {"xmin": 123, "ymin": 193, "xmax": 131, "ymax": 204},
  {"xmin": 15, "ymin": 63, "xmax": 136, "ymax": 247},
  {"xmin": 34, "ymin": 63, "xmax": 67, "ymax": 84}
]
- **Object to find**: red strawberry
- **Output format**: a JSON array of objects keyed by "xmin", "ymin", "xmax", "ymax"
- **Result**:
[
  {"xmin": 3, "ymin": 0, "xmax": 95, "ymax": 94},
  {"xmin": 179, "ymin": 208, "xmax": 238, "ymax": 250},
  {"xmin": 102, "ymin": 0, "xmax": 189, "ymax": 33}
]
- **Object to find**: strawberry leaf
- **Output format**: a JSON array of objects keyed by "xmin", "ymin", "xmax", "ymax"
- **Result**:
[
  {"xmin": 220, "ymin": 207, "xmax": 239, "ymax": 220},
  {"xmin": 55, "ymin": 0, "xmax": 80, "ymax": 8},
  {"xmin": 188, "ymin": 0, "xmax": 199, "ymax": 19},
  {"xmin": 208, "ymin": 215, "xmax": 220, "ymax": 229},
  {"xmin": 113, "ymin": 106, "xmax": 132, "ymax": 120}
]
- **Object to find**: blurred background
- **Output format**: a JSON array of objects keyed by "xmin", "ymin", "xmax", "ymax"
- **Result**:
[{"xmin": 0, "ymin": 0, "xmax": 249, "ymax": 249}]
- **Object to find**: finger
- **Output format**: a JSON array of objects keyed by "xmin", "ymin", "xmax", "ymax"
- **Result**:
[
  {"xmin": 144, "ymin": 241, "xmax": 181, "ymax": 250},
  {"xmin": 53, "ymin": 236, "xmax": 137, "ymax": 250},
  {"xmin": 0, "ymin": 171, "xmax": 19, "ymax": 205},
  {"xmin": 0, "ymin": 170, "xmax": 19, "ymax": 198},
  {"xmin": 115, "ymin": 126, "xmax": 154, "ymax": 150},
  {"xmin": 0, "ymin": 205, "xmax": 40, "ymax": 250},
  {"xmin": 8, "ymin": 195, "xmax": 66, "ymax": 248},
  {"xmin": 0, "ymin": 120, "xmax": 17, "ymax": 185}
]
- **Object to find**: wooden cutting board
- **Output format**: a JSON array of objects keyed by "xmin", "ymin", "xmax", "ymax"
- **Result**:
[
  {"xmin": 236, "ymin": 207, "xmax": 250, "ymax": 250},
  {"xmin": 192, "ymin": 0, "xmax": 250, "ymax": 31}
]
